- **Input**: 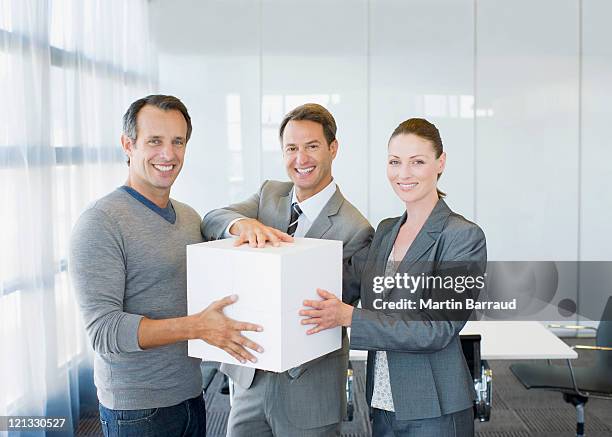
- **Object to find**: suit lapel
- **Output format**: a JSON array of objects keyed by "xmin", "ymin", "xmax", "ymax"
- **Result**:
[
  {"xmin": 375, "ymin": 200, "xmax": 452, "ymax": 302},
  {"xmin": 305, "ymin": 214, "xmax": 333, "ymax": 239},
  {"xmin": 396, "ymin": 199, "xmax": 452, "ymax": 273},
  {"xmin": 274, "ymin": 187, "xmax": 292, "ymax": 232},
  {"xmin": 377, "ymin": 214, "xmax": 404, "ymax": 276},
  {"xmin": 396, "ymin": 229, "xmax": 436, "ymax": 273},
  {"xmin": 304, "ymin": 186, "xmax": 344, "ymax": 239}
]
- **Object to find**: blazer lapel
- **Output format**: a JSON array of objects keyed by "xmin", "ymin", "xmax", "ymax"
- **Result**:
[
  {"xmin": 304, "ymin": 186, "xmax": 343, "ymax": 239},
  {"xmin": 274, "ymin": 187, "xmax": 292, "ymax": 232},
  {"xmin": 377, "ymin": 213, "xmax": 404, "ymax": 275},
  {"xmin": 396, "ymin": 230, "xmax": 436, "ymax": 274},
  {"xmin": 377, "ymin": 199, "xmax": 452, "ymax": 302},
  {"xmin": 396, "ymin": 199, "xmax": 452, "ymax": 273}
]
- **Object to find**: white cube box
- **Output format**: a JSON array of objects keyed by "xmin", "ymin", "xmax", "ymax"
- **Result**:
[{"xmin": 187, "ymin": 237, "xmax": 343, "ymax": 372}]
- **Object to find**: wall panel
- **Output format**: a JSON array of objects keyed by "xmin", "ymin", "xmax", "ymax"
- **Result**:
[
  {"xmin": 475, "ymin": 0, "xmax": 580, "ymax": 261},
  {"xmin": 369, "ymin": 0, "xmax": 475, "ymax": 226}
]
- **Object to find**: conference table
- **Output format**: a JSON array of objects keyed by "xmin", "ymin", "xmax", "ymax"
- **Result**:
[
  {"xmin": 461, "ymin": 320, "xmax": 578, "ymax": 360},
  {"xmin": 349, "ymin": 321, "xmax": 578, "ymax": 360}
]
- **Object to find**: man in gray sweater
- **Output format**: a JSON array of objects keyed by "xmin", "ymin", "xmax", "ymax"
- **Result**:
[{"xmin": 70, "ymin": 95, "xmax": 262, "ymax": 437}]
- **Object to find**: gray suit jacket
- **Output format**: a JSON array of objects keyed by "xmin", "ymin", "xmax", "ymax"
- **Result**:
[
  {"xmin": 201, "ymin": 180, "xmax": 373, "ymax": 429},
  {"xmin": 344, "ymin": 199, "xmax": 487, "ymax": 421}
]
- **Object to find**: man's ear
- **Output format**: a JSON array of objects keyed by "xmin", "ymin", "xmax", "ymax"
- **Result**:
[
  {"xmin": 121, "ymin": 134, "xmax": 135, "ymax": 158},
  {"xmin": 329, "ymin": 139, "xmax": 339, "ymax": 160}
]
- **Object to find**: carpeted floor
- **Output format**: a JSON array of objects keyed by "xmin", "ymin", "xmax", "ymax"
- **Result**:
[
  {"xmin": 76, "ymin": 338, "xmax": 612, "ymax": 437},
  {"xmin": 472, "ymin": 338, "xmax": 612, "ymax": 437}
]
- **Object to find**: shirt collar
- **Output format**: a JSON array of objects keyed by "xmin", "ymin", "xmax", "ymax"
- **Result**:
[{"xmin": 291, "ymin": 180, "xmax": 337, "ymax": 222}]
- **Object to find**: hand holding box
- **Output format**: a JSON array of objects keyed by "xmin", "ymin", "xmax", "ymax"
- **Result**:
[{"xmin": 187, "ymin": 237, "xmax": 342, "ymax": 372}]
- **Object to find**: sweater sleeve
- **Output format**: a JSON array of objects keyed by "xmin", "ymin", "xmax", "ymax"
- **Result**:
[{"xmin": 70, "ymin": 207, "xmax": 143, "ymax": 354}]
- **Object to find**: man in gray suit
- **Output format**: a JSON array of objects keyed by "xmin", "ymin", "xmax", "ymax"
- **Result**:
[{"xmin": 201, "ymin": 103, "xmax": 373, "ymax": 436}]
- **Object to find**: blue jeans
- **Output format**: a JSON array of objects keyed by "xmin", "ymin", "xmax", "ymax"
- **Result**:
[{"xmin": 98, "ymin": 394, "xmax": 206, "ymax": 437}]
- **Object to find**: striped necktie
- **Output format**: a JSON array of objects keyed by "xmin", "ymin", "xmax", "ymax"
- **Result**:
[{"xmin": 286, "ymin": 202, "xmax": 303, "ymax": 237}]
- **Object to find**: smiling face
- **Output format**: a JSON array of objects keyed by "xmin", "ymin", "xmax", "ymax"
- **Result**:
[
  {"xmin": 282, "ymin": 119, "xmax": 338, "ymax": 201},
  {"xmin": 121, "ymin": 105, "xmax": 188, "ymax": 205},
  {"xmin": 387, "ymin": 133, "xmax": 445, "ymax": 206}
]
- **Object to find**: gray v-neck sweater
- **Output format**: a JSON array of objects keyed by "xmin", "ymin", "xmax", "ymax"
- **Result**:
[{"xmin": 70, "ymin": 188, "xmax": 203, "ymax": 409}]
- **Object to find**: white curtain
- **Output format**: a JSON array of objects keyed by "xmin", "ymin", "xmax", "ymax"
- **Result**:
[{"xmin": 0, "ymin": 0, "xmax": 157, "ymax": 434}]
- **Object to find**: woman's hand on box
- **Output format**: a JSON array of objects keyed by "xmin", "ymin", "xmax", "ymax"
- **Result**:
[{"xmin": 299, "ymin": 288, "xmax": 354, "ymax": 335}]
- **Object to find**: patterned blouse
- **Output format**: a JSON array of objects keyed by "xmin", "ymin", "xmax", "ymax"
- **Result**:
[{"xmin": 370, "ymin": 249, "xmax": 397, "ymax": 411}]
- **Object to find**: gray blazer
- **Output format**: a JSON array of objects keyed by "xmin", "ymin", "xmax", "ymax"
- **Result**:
[
  {"xmin": 345, "ymin": 199, "xmax": 487, "ymax": 421},
  {"xmin": 201, "ymin": 180, "xmax": 373, "ymax": 429}
]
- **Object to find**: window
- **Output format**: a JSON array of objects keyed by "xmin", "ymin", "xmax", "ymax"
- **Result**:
[{"xmin": 0, "ymin": 0, "xmax": 156, "ymax": 415}]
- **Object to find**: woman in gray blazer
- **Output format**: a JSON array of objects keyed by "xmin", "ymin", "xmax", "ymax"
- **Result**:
[{"xmin": 300, "ymin": 118, "xmax": 487, "ymax": 436}]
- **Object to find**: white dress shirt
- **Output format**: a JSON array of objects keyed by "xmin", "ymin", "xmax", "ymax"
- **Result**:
[
  {"xmin": 224, "ymin": 180, "xmax": 337, "ymax": 238},
  {"xmin": 290, "ymin": 180, "xmax": 336, "ymax": 237}
]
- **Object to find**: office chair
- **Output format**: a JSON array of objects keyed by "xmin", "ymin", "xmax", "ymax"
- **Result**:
[
  {"xmin": 340, "ymin": 337, "xmax": 492, "ymax": 424},
  {"xmin": 510, "ymin": 296, "xmax": 612, "ymax": 437},
  {"xmin": 345, "ymin": 362, "xmax": 355, "ymax": 422},
  {"xmin": 461, "ymin": 334, "xmax": 493, "ymax": 422},
  {"xmin": 341, "ymin": 337, "xmax": 494, "ymax": 423}
]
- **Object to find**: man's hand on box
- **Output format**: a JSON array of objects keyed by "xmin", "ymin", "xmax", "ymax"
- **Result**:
[
  {"xmin": 300, "ymin": 288, "xmax": 354, "ymax": 335},
  {"xmin": 230, "ymin": 218, "xmax": 293, "ymax": 248},
  {"xmin": 194, "ymin": 294, "xmax": 264, "ymax": 364}
]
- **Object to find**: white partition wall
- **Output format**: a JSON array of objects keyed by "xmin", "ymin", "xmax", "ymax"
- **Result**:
[
  {"xmin": 475, "ymin": 0, "xmax": 580, "ymax": 261},
  {"xmin": 152, "ymin": 0, "xmax": 262, "ymax": 214},
  {"xmin": 580, "ymin": 0, "xmax": 612, "ymax": 261},
  {"xmin": 577, "ymin": 0, "xmax": 612, "ymax": 324},
  {"xmin": 260, "ymin": 0, "xmax": 369, "ymax": 215},
  {"xmin": 369, "ymin": 0, "xmax": 475, "ymax": 226},
  {"xmin": 150, "ymin": 0, "xmax": 610, "ymax": 273}
]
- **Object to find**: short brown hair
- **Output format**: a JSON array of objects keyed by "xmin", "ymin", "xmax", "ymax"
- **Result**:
[
  {"xmin": 278, "ymin": 103, "xmax": 337, "ymax": 146},
  {"xmin": 389, "ymin": 118, "xmax": 446, "ymax": 198}
]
